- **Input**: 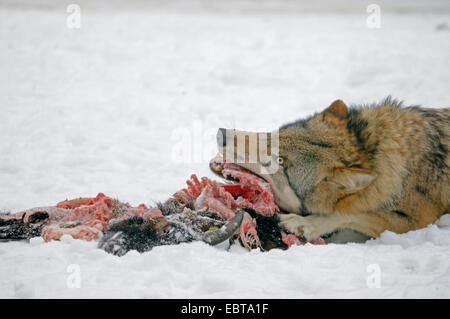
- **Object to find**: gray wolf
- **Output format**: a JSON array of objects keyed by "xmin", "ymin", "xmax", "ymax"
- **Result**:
[{"xmin": 217, "ymin": 98, "xmax": 449, "ymax": 241}]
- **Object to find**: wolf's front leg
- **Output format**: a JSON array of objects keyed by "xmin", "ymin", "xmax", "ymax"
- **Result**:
[
  {"xmin": 279, "ymin": 214, "xmax": 348, "ymax": 241},
  {"xmin": 279, "ymin": 209, "xmax": 434, "ymax": 241}
]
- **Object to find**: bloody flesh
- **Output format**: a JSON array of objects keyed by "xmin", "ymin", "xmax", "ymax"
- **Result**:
[
  {"xmin": 1, "ymin": 156, "xmax": 325, "ymax": 249},
  {"xmin": 174, "ymin": 156, "xmax": 325, "ymax": 249},
  {"xmin": 2, "ymin": 193, "xmax": 162, "ymax": 242}
]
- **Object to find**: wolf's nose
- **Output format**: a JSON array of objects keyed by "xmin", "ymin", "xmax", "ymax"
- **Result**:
[{"xmin": 217, "ymin": 128, "xmax": 227, "ymax": 147}]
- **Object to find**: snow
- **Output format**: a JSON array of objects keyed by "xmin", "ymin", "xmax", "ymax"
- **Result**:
[
  {"xmin": 3, "ymin": 222, "xmax": 450, "ymax": 298},
  {"xmin": 1, "ymin": 0, "xmax": 450, "ymax": 298}
]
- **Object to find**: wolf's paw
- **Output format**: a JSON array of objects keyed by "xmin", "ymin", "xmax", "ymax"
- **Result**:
[{"xmin": 279, "ymin": 214, "xmax": 322, "ymax": 241}]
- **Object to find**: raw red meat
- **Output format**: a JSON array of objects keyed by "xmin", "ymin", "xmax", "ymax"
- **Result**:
[
  {"xmin": 174, "ymin": 155, "xmax": 325, "ymax": 250},
  {"xmin": 2, "ymin": 156, "xmax": 325, "ymax": 250},
  {"xmin": 6, "ymin": 193, "xmax": 162, "ymax": 242}
]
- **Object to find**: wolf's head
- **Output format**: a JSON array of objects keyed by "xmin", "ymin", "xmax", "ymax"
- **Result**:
[{"xmin": 216, "ymin": 100, "xmax": 376, "ymax": 216}]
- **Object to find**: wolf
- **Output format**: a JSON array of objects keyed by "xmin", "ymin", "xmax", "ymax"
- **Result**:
[{"xmin": 217, "ymin": 98, "xmax": 449, "ymax": 241}]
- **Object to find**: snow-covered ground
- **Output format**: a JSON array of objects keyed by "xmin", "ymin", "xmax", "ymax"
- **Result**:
[{"xmin": 1, "ymin": 0, "xmax": 449, "ymax": 298}]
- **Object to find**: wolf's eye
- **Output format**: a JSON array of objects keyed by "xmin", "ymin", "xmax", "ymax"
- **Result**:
[{"xmin": 276, "ymin": 156, "xmax": 284, "ymax": 165}]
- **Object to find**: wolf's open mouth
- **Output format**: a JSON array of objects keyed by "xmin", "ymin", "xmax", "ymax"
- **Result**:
[
  {"xmin": 208, "ymin": 154, "xmax": 278, "ymax": 216},
  {"xmin": 206, "ymin": 154, "xmax": 326, "ymax": 247},
  {"xmin": 173, "ymin": 154, "xmax": 289, "ymax": 250}
]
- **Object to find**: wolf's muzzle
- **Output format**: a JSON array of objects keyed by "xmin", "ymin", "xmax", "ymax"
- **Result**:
[{"xmin": 217, "ymin": 128, "xmax": 227, "ymax": 147}]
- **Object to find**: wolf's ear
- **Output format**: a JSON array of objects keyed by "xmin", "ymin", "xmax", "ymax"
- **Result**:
[
  {"xmin": 322, "ymin": 100, "xmax": 348, "ymax": 126},
  {"xmin": 328, "ymin": 167, "xmax": 376, "ymax": 194}
]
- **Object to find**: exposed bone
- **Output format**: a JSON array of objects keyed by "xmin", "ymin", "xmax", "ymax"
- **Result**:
[{"xmin": 202, "ymin": 209, "xmax": 244, "ymax": 245}]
